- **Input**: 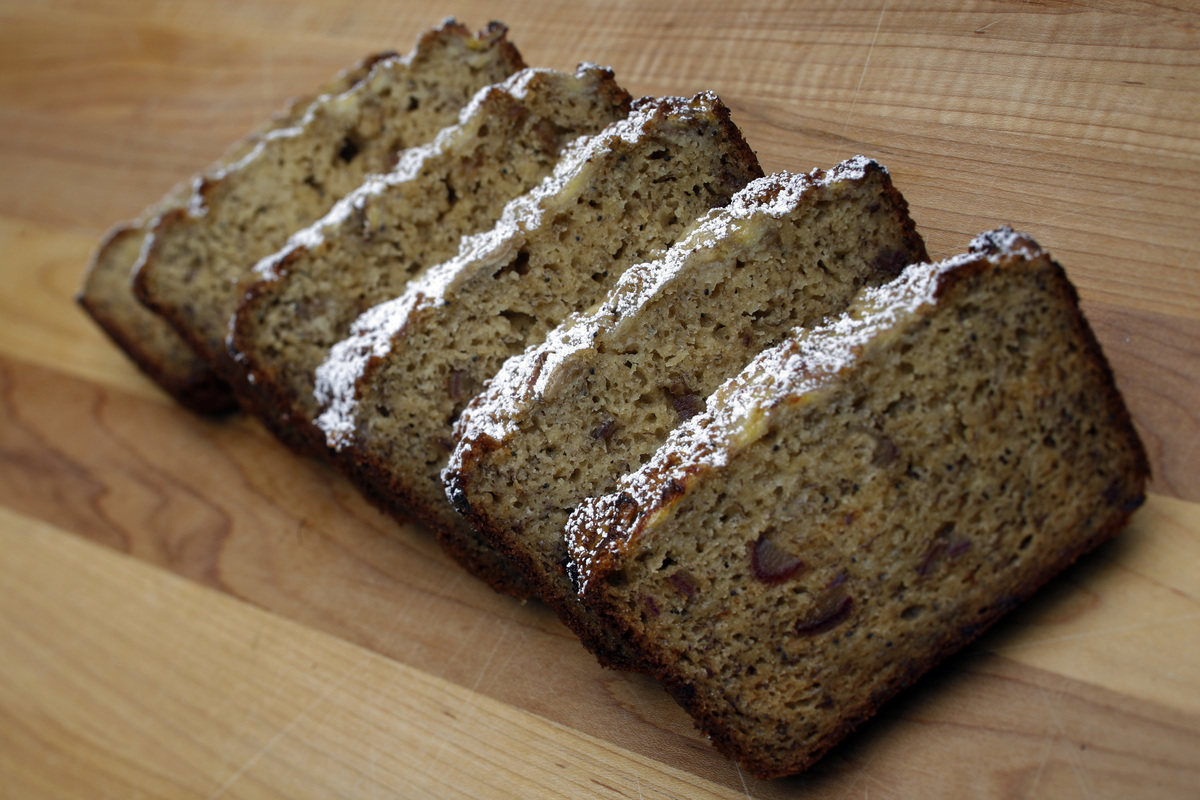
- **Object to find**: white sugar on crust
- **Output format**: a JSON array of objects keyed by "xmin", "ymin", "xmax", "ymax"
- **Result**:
[
  {"xmin": 562, "ymin": 242, "xmax": 962, "ymax": 592},
  {"xmin": 565, "ymin": 225, "xmax": 1147, "ymax": 778},
  {"xmin": 448, "ymin": 160, "xmax": 892, "ymax": 457},
  {"xmin": 249, "ymin": 67, "xmax": 570, "ymax": 284},
  {"xmin": 313, "ymin": 97, "xmax": 697, "ymax": 449},
  {"xmin": 564, "ymin": 227, "xmax": 1051, "ymax": 590}
]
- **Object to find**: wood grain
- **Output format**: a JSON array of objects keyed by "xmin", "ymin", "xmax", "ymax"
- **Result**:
[
  {"xmin": 0, "ymin": 508, "xmax": 740, "ymax": 800},
  {"xmin": 3, "ymin": 496, "xmax": 1198, "ymax": 798},
  {"xmin": 1, "ymin": 0, "xmax": 1198, "ymax": 796}
]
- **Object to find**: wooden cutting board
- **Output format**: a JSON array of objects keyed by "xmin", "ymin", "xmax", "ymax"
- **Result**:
[{"xmin": 1, "ymin": 1, "xmax": 1197, "ymax": 796}]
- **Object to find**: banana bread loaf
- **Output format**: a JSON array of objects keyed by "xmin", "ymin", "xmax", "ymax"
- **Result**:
[
  {"xmin": 131, "ymin": 21, "xmax": 525, "ymax": 383},
  {"xmin": 77, "ymin": 50, "xmax": 396, "ymax": 413},
  {"xmin": 445, "ymin": 157, "xmax": 927, "ymax": 665},
  {"xmin": 310, "ymin": 92, "xmax": 763, "ymax": 610},
  {"xmin": 229, "ymin": 64, "xmax": 632, "ymax": 454},
  {"xmin": 565, "ymin": 229, "xmax": 1149, "ymax": 777}
]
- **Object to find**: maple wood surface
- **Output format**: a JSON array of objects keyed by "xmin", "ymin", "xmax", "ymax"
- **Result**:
[{"xmin": 1, "ymin": 1, "xmax": 1198, "ymax": 797}]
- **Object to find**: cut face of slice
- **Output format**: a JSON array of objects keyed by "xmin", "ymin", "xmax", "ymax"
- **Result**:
[
  {"xmin": 565, "ymin": 229, "xmax": 1148, "ymax": 777},
  {"xmin": 311, "ymin": 92, "xmax": 763, "ymax": 622},
  {"xmin": 228, "ymin": 63, "xmax": 632, "ymax": 456},
  {"xmin": 445, "ymin": 157, "xmax": 928, "ymax": 666}
]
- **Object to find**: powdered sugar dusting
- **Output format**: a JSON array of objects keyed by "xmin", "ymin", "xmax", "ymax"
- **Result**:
[
  {"xmin": 969, "ymin": 226, "xmax": 1044, "ymax": 261},
  {"xmin": 447, "ymin": 158, "xmax": 887, "ymax": 474},
  {"xmin": 198, "ymin": 23, "xmax": 519, "ymax": 282},
  {"xmin": 252, "ymin": 173, "xmax": 395, "ymax": 281},
  {"xmin": 312, "ymin": 290, "xmax": 426, "ymax": 447},
  {"xmin": 254, "ymin": 60, "xmax": 624, "ymax": 286},
  {"xmin": 565, "ymin": 231, "xmax": 1033, "ymax": 592},
  {"xmin": 250, "ymin": 68, "xmax": 569, "ymax": 284},
  {"xmin": 184, "ymin": 176, "xmax": 209, "ymax": 218},
  {"xmin": 315, "ymin": 95, "xmax": 699, "ymax": 450}
]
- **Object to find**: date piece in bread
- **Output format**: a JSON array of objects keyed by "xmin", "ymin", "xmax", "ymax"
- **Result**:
[
  {"xmin": 445, "ymin": 157, "xmax": 927, "ymax": 664},
  {"xmin": 77, "ymin": 50, "xmax": 396, "ymax": 413},
  {"xmin": 131, "ymin": 21, "xmax": 525, "ymax": 383},
  {"xmin": 566, "ymin": 229, "xmax": 1149, "ymax": 777},
  {"xmin": 229, "ymin": 64, "xmax": 632, "ymax": 455},
  {"xmin": 311, "ymin": 93, "xmax": 763, "ymax": 611}
]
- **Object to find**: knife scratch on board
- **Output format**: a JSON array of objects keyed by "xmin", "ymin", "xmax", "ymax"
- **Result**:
[
  {"xmin": 838, "ymin": 0, "xmax": 887, "ymax": 153},
  {"xmin": 1036, "ymin": 682, "xmax": 1098, "ymax": 799},
  {"xmin": 423, "ymin": 601, "xmax": 522, "ymax": 774},
  {"xmin": 204, "ymin": 659, "xmax": 362, "ymax": 799}
]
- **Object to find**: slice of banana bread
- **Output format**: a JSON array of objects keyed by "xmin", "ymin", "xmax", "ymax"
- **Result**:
[
  {"xmin": 229, "ymin": 64, "xmax": 632, "ymax": 454},
  {"xmin": 564, "ymin": 229, "xmax": 1149, "ymax": 778},
  {"xmin": 131, "ymin": 21, "xmax": 525, "ymax": 382},
  {"xmin": 79, "ymin": 223, "xmax": 236, "ymax": 412},
  {"xmin": 76, "ymin": 50, "xmax": 396, "ymax": 414},
  {"xmin": 444, "ymin": 157, "xmax": 927, "ymax": 664},
  {"xmin": 311, "ymin": 93, "xmax": 762, "ymax": 614}
]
